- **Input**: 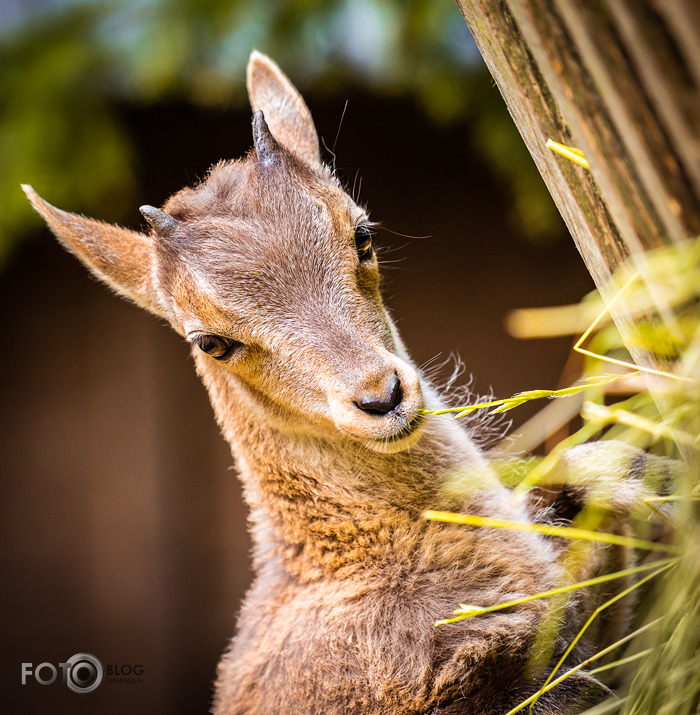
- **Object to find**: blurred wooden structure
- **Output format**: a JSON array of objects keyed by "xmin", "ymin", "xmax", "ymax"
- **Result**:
[{"xmin": 457, "ymin": 0, "xmax": 700, "ymax": 292}]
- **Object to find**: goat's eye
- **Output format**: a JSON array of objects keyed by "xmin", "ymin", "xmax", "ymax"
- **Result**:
[
  {"xmin": 191, "ymin": 334, "xmax": 239, "ymax": 359},
  {"xmin": 354, "ymin": 226, "xmax": 374, "ymax": 262}
]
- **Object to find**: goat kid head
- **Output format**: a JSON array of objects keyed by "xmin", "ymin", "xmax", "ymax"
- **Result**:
[{"xmin": 24, "ymin": 51, "xmax": 425, "ymax": 454}]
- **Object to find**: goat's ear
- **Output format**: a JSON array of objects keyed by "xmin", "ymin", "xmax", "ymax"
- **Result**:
[
  {"xmin": 23, "ymin": 185, "xmax": 165, "ymax": 318},
  {"xmin": 246, "ymin": 51, "xmax": 321, "ymax": 168}
]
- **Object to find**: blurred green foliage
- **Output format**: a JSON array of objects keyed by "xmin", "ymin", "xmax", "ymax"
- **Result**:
[{"xmin": 0, "ymin": 0, "xmax": 561, "ymax": 266}]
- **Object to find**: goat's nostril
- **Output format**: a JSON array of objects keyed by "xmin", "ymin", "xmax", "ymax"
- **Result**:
[{"xmin": 355, "ymin": 374, "xmax": 402, "ymax": 415}]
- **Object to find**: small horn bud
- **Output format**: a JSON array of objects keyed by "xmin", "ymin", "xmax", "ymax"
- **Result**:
[
  {"xmin": 139, "ymin": 205, "xmax": 180, "ymax": 238},
  {"xmin": 252, "ymin": 110, "xmax": 280, "ymax": 165}
]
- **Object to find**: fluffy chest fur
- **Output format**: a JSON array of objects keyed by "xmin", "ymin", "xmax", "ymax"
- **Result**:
[{"xmin": 215, "ymin": 517, "xmax": 555, "ymax": 715}]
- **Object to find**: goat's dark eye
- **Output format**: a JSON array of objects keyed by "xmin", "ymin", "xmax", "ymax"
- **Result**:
[
  {"xmin": 191, "ymin": 334, "xmax": 239, "ymax": 359},
  {"xmin": 354, "ymin": 226, "xmax": 374, "ymax": 262}
]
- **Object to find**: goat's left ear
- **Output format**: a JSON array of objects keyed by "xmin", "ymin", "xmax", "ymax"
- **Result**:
[
  {"xmin": 23, "ymin": 185, "xmax": 165, "ymax": 319},
  {"xmin": 246, "ymin": 50, "xmax": 321, "ymax": 168}
]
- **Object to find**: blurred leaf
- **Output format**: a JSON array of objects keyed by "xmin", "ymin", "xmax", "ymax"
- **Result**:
[{"xmin": 0, "ymin": 8, "xmax": 134, "ymax": 262}]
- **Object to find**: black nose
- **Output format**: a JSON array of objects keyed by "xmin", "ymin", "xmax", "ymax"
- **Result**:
[{"xmin": 355, "ymin": 374, "xmax": 402, "ymax": 415}]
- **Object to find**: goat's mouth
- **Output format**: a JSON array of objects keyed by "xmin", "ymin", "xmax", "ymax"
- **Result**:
[{"xmin": 361, "ymin": 413, "xmax": 427, "ymax": 454}]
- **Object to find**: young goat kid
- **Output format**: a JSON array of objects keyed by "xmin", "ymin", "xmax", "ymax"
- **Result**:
[{"xmin": 25, "ymin": 52, "xmax": 667, "ymax": 714}]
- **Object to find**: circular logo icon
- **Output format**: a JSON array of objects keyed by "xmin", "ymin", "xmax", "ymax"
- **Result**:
[{"xmin": 65, "ymin": 653, "xmax": 104, "ymax": 694}]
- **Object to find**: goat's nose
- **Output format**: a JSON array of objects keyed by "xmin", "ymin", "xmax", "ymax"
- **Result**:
[{"xmin": 354, "ymin": 374, "xmax": 402, "ymax": 415}]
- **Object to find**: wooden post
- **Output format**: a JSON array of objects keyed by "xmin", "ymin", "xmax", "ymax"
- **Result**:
[
  {"xmin": 456, "ymin": 0, "xmax": 700, "ymax": 373},
  {"xmin": 456, "ymin": 0, "xmax": 700, "ymax": 286}
]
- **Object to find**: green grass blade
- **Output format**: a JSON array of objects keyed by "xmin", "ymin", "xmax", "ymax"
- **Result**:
[{"xmin": 422, "ymin": 510, "xmax": 681, "ymax": 554}]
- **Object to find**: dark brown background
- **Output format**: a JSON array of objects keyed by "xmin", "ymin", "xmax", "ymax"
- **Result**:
[{"xmin": 1, "ymin": 90, "xmax": 593, "ymax": 712}]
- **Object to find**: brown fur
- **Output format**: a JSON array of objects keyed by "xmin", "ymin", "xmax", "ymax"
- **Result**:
[{"xmin": 22, "ymin": 51, "xmax": 654, "ymax": 713}]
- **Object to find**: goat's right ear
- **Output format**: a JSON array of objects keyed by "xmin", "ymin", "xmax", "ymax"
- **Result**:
[
  {"xmin": 246, "ymin": 51, "xmax": 321, "ymax": 168},
  {"xmin": 23, "ymin": 185, "xmax": 165, "ymax": 319}
]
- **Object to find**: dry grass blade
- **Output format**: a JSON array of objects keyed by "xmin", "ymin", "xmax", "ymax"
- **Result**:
[
  {"xmin": 430, "ymin": 559, "xmax": 676, "ymax": 627},
  {"xmin": 422, "ymin": 374, "xmax": 638, "ymax": 419},
  {"xmin": 422, "ymin": 511, "xmax": 681, "ymax": 554}
]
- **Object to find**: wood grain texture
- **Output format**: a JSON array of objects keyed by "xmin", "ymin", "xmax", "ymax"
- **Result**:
[
  {"xmin": 455, "ymin": 0, "xmax": 700, "ymax": 377},
  {"xmin": 456, "ymin": 0, "xmax": 700, "ymax": 275}
]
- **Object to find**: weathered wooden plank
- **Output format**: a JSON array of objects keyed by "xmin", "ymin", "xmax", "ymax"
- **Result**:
[
  {"xmin": 455, "ymin": 0, "xmax": 700, "ymax": 286},
  {"xmin": 653, "ymin": 0, "xmax": 700, "ymax": 91},
  {"xmin": 511, "ymin": 0, "xmax": 666, "ymax": 255},
  {"xmin": 554, "ymin": 0, "xmax": 694, "ymax": 245},
  {"xmin": 456, "ymin": 0, "xmax": 625, "ymax": 292},
  {"xmin": 604, "ymin": 0, "xmax": 700, "ymax": 198},
  {"xmin": 456, "ymin": 0, "xmax": 700, "ymax": 376}
]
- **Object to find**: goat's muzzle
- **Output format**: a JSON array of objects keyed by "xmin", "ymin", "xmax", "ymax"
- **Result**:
[{"xmin": 328, "ymin": 355, "xmax": 425, "ymax": 453}]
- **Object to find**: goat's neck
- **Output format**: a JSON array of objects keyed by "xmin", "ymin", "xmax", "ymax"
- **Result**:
[{"xmin": 196, "ymin": 354, "xmax": 489, "ymax": 579}]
